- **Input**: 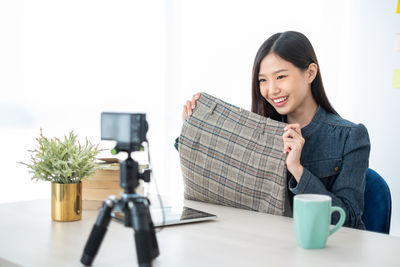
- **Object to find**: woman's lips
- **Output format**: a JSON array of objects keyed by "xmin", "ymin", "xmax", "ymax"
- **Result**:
[{"xmin": 272, "ymin": 96, "xmax": 289, "ymax": 107}]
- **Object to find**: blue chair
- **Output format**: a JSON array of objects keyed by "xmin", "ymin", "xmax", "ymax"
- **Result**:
[{"xmin": 362, "ymin": 168, "xmax": 392, "ymax": 234}]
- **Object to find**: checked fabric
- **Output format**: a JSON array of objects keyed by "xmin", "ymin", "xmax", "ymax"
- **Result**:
[{"xmin": 178, "ymin": 93, "xmax": 288, "ymax": 215}]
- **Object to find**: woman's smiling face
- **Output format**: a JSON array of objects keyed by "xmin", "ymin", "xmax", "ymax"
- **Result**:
[{"xmin": 258, "ymin": 53, "xmax": 316, "ymax": 116}]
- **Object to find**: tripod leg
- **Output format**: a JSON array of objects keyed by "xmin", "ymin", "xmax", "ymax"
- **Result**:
[
  {"xmin": 81, "ymin": 199, "xmax": 114, "ymax": 266},
  {"xmin": 128, "ymin": 200, "xmax": 160, "ymax": 267}
]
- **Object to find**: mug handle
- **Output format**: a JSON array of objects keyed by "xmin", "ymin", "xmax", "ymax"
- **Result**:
[{"xmin": 329, "ymin": 206, "xmax": 346, "ymax": 236}]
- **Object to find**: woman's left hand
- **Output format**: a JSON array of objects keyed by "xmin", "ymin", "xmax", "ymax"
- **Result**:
[{"xmin": 283, "ymin": 124, "xmax": 305, "ymax": 182}]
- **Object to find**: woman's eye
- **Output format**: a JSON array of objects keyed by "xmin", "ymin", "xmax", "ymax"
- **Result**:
[
  {"xmin": 259, "ymin": 79, "xmax": 266, "ymax": 83},
  {"xmin": 277, "ymin": 75, "xmax": 286, "ymax": 80}
]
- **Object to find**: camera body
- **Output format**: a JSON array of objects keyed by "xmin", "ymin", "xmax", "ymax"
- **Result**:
[{"xmin": 101, "ymin": 112, "xmax": 148, "ymax": 152}]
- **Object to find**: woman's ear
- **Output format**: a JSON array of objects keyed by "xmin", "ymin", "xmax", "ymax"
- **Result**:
[{"xmin": 307, "ymin": 63, "xmax": 318, "ymax": 84}]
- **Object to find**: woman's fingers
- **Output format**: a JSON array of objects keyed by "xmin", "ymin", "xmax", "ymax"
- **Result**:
[
  {"xmin": 186, "ymin": 100, "xmax": 192, "ymax": 115},
  {"xmin": 282, "ymin": 124, "xmax": 305, "ymax": 175},
  {"xmin": 182, "ymin": 101, "xmax": 192, "ymax": 121},
  {"xmin": 283, "ymin": 140, "xmax": 296, "ymax": 153},
  {"xmin": 283, "ymin": 129, "xmax": 305, "ymax": 153},
  {"xmin": 283, "ymin": 134, "xmax": 305, "ymax": 147},
  {"xmin": 182, "ymin": 104, "xmax": 188, "ymax": 121},
  {"xmin": 182, "ymin": 93, "xmax": 201, "ymax": 122},
  {"xmin": 191, "ymin": 93, "xmax": 200, "ymax": 109},
  {"xmin": 284, "ymin": 124, "xmax": 301, "ymax": 135},
  {"xmin": 283, "ymin": 137, "xmax": 295, "ymax": 148},
  {"xmin": 283, "ymin": 142, "xmax": 290, "ymax": 153},
  {"xmin": 283, "ymin": 128, "xmax": 302, "ymax": 140},
  {"xmin": 283, "ymin": 126, "xmax": 305, "ymax": 146}
]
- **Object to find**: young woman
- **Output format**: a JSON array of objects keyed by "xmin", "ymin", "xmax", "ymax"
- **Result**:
[{"xmin": 180, "ymin": 31, "xmax": 370, "ymax": 229}]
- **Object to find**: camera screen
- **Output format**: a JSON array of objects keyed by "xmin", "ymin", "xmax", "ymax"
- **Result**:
[{"xmin": 101, "ymin": 113, "xmax": 132, "ymax": 143}]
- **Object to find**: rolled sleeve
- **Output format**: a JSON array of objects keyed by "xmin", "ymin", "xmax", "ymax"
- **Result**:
[{"xmin": 289, "ymin": 168, "xmax": 326, "ymax": 195}]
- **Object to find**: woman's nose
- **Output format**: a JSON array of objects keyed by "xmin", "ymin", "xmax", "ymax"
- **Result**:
[{"xmin": 268, "ymin": 81, "xmax": 280, "ymax": 95}]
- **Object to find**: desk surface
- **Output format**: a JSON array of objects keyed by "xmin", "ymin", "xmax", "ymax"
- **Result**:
[{"xmin": 0, "ymin": 199, "xmax": 399, "ymax": 267}]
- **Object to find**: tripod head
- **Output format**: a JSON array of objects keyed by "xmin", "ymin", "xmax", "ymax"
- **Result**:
[{"xmin": 101, "ymin": 112, "xmax": 151, "ymax": 193}]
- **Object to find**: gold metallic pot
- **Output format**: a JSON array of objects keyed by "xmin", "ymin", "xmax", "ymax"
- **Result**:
[{"xmin": 51, "ymin": 182, "xmax": 82, "ymax": 221}]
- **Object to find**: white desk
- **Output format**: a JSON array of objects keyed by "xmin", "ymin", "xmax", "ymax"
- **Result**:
[{"xmin": 0, "ymin": 199, "xmax": 399, "ymax": 267}]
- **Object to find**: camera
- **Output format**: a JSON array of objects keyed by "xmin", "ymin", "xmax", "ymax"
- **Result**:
[{"xmin": 101, "ymin": 112, "xmax": 148, "ymax": 152}]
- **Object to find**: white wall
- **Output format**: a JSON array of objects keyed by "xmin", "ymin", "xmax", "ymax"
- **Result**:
[
  {"xmin": 350, "ymin": 0, "xmax": 400, "ymax": 236},
  {"xmin": 0, "ymin": 0, "xmax": 166, "ymax": 201}
]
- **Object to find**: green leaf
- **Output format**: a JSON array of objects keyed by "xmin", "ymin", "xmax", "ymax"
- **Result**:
[{"xmin": 18, "ymin": 129, "xmax": 104, "ymax": 184}]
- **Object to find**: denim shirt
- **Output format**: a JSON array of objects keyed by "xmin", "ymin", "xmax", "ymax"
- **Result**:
[
  {"xmin": 175, "ymin": 106, "xmax": 370, "ymax": 230},
  {"xmin": 285, "ymin": 106, "xmax": 370, "ymax": 229}
]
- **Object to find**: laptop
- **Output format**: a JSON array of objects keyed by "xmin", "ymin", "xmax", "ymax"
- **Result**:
[{"xmin": 111, "ymin": 206, "xmax": 217, "ymax": 227}]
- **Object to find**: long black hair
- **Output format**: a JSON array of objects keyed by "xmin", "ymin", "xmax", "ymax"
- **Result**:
[{"xmin": 251, "ymin": 31, "xmax": 338, "ymax": 120}]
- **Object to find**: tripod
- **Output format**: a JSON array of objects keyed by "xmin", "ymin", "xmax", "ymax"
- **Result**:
[{"xmin": 80, "ymin": 153, "xmax": 159, "ymax": 267}]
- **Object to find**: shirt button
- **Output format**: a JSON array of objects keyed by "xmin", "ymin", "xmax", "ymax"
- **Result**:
[{"xmin": 334, "ymin": 166, "xmax": 339, "ymax": 172}]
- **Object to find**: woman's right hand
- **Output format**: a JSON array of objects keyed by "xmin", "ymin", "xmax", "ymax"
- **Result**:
[{"xmin": 182, "ymin": 93, "xmax": 200, "ymax": 121}]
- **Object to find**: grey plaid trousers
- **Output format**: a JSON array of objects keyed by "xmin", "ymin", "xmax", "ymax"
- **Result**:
[{"xmin": 178, "ymin": 93, "xmax": 288, "ymax": 215}]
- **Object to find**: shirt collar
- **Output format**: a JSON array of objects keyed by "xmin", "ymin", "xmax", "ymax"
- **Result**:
[
  {"xmin": 281, "ymin": 105, "xmax": 326, "ymax": 137},
  {"xmin": 301, "ymin": 105, "xmax": 326, "ymax": 137}
]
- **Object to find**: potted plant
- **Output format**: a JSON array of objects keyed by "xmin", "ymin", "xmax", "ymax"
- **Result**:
[{"xmin": 20, "ymin": 129, "xmax": 102, "ymax": 221}]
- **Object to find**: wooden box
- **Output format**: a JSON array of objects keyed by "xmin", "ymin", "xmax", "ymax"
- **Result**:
[{"xmin": 82, "ymin": 164, "xmax": 144, "ymax": 210}]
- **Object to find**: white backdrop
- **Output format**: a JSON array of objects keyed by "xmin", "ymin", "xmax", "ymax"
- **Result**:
[
  {"xmin": 0, "ymin": 0, "xmax": 167, "ymax": 201},
  {"xmin": 350, "ymin": 0, "xmax": 400, "ymax": 236},
  {"xmin": 1, "ymin": 0, "xmax": 399, "ymax": 236}
]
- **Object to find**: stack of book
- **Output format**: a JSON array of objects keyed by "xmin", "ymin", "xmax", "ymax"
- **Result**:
[{"xmin": 82, "ymin": 159, "xmax": 145, "ymax": 210}]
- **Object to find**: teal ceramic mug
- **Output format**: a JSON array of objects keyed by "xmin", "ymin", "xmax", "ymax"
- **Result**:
[{"xmin": 293, "ymin": 194, "xmax": 345, "ymax": 249}]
